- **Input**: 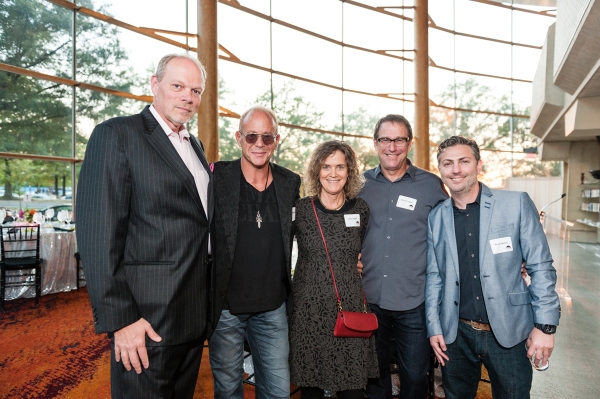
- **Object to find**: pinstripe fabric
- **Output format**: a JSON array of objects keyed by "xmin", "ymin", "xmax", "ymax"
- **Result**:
[
  {"xmin": 209, "ymin": 159, "xmax": 301, "ymax": 330},
  {"xmin": 76, "ymin": 105, "xmax": 213, "ymax": 346},
  {"xmin": 110, "ymin": 339, "xmax": 203, "ymax": 398}
]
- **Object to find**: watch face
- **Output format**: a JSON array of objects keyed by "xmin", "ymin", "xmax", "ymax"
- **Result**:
[{"xmin": 536, "ymin": 324, "xmax": 556, "ymax": 334}]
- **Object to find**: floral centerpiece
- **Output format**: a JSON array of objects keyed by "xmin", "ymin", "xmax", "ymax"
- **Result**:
[{"xmin": 23, "ymin": 209, "xmax": 37, "ymax": 223}]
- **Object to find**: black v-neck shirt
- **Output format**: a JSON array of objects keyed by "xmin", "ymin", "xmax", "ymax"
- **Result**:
[
  {"xmin": 225, "ymin": 173, "xmax": 287, "ymax": 314},
  {"xmin": 453, "ymin": 183, "xmax": 489, "ymax": 323}
]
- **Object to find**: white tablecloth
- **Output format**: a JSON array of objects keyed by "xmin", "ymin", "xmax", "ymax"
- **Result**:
[{"xmin": 4, "ymin": 227, "xmax": 79, "ymax": 300}]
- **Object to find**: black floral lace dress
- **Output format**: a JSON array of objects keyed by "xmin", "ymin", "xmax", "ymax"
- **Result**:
[{"xmin": 290, "ymin": 196, "xmax": 378, "ymax": 392}]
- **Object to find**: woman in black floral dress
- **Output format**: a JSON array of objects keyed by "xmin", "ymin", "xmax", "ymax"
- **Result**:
[{"xmin": 290, "ymin": 140, "xmax": 378, "ymax": 399}]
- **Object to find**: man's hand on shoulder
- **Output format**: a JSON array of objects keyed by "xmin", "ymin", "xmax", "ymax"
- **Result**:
[
  {"xmin": 521, "ymin": 260, "xmax": 530, "ymax": 286},
  {"xmin": 114, "ymin": 318, "xmax": 162, "ymax": 374},
  {"xmin": 526, "ymin": 327, "xmax": 554, "ymax": 369},
  {"xmin": 430, "ymin": 335, "xmax": 450, "ymax": 366},
  {"xmin": 357, "ymin": 253, "xmax": 363, "ymax": 277}
]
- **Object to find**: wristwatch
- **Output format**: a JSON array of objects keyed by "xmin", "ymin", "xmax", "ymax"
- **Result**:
[{"xmin": 534, "ymin": 323, "xmax": 557, "ymax": 334}]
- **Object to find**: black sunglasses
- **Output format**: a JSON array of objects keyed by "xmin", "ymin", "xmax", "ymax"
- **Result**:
[{"xmin": 240, "ymin": 132, "xmax": 277, "ymax": 146}]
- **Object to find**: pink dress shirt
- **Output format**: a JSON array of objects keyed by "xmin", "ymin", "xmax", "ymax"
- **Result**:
[{"xmin": 150, "ymin": 105, "xmax": 211, "ymax": 252}]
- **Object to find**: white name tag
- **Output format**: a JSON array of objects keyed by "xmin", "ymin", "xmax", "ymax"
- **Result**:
[
  {"xmin": 490, "ymin": 237, "xmax": 513, "ymax": 254},
  {"xmin": 344, "ymin": 214, "xmax": 360, "ymax": 227},
  {"xmin": 396, "ymin": 195, "xmax": 417, "ymax": 211},
  {"xmin": 292, "ymin": 207, "xmax": 296, "ymax": 221}
]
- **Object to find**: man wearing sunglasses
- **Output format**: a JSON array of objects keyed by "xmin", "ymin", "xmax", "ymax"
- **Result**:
[
  {"xmin": 209, "ymin": 105, "xmax": 301, "ymax": 399},
  {"xmin": 359, "ymin": 114, "xmax": 448, "ymax": 399}
]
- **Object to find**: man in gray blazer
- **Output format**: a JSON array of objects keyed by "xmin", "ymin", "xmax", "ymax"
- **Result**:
[
  {"xmin": 76, "ymin": 53, "xmax": 213, "ymax": 398},
  {"xmin": 425, "ymin": 136, "xmax": 560, "ymax": 399}
]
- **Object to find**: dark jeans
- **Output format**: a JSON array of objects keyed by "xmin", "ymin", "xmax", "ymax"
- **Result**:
[
  {"xmin": 442, "ymin": 321, "xmax": 532, "ymax": 399},
  {"xmin": 366, "ymin": 302, "xmax": 429, "ymax": 399},
  {"xmin": 208, "ymin": 303, "xmax": 290, "ymax": 399}
]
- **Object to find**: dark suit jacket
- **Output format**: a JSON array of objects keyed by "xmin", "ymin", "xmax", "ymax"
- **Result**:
[
  {"xmin": 209, "ymin": 159, "xmax": 300, "ymax": 330},
  {"xmin": 76, "ymin": 105, "xmax": 214, "ymax": 346}
]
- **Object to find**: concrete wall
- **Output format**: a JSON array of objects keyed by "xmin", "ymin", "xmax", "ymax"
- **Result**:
[
  {"xmin": 504, "ymin": 176, "xmax": 564, "ymax": 218},
  {"xmin": 554, "ymin": 0, "xmax": 593, "ymax": 92},
  {"xmin": 531, "ymin": 23, "xmax": 565, "ymax": 138},
  {"xmin": 563, "ymin": 141, "xmax": 600, "ymax": 242}
]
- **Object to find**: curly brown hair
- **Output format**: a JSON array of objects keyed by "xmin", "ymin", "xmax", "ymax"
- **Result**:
[{"xmin": 304, "ymin": 140, "xmax": 365, "ymax": 199}]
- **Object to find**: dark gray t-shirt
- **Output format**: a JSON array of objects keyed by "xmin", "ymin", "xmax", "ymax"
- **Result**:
[{"xmin": 360, "ymin": 160, "xmax": 448, "ymax": 311}]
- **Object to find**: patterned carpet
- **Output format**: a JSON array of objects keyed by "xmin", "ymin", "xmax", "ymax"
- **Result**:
[
  {"xmin": 0, "ymin": 289, "xmax": 491, "ymax": 399},
  {"xmin": 0, "ymin": 289, "xmax": 249, "ymax": 399},
  {"xmin": 0, "ymin": 289, "xmax": 110, "ymax": 398}
]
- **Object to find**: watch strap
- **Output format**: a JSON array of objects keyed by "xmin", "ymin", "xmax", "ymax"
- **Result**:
[{"xmin": 534, "ymin": 323, "xmax": 557, "ymax": 334}]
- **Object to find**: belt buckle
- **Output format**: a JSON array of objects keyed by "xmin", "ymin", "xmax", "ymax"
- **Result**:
[{"xmin": 470, "ymin": 321, "xmax": 483, "ymax": 331}]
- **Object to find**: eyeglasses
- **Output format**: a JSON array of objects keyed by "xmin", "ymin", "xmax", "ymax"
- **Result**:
[
  {"xmin": 377, "ymin": 137, "xmax": 410, "ymax": 146},
  {"xmin": 240, "ymin": 132, "xmax": 277, "ymax": 146}
]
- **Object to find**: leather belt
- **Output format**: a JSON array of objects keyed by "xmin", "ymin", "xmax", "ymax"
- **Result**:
[{"xmin": 460, "ymin": 318, "xmax": 491, "ymax": 331}]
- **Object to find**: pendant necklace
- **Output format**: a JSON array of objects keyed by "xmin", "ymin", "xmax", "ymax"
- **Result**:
[{"xmin": 253, "ymin": 166, "xmax": 270, "ymax": 228}]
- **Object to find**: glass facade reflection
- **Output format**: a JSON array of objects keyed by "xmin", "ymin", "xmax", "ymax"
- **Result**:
[{"xmin": 0, "ymin": 0, "xmax": 559, "ymax": 213}]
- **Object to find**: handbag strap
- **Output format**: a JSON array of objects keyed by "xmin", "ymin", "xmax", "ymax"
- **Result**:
[{"xmin": 311, "ymin": 197, "xmax": 367, "ymax": 312}]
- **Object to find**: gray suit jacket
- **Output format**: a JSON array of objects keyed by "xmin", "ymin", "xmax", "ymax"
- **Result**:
[
  {"xmin": 76, "ymin": 105, "xmax": 214, "ymax": 345},
  {"xmin": 425, "ymin": 184, "xmax": 559, "ymax": 348},
  {"xmin": 209, "ymin": 159, "xmax": 300, "ymax": 330}
]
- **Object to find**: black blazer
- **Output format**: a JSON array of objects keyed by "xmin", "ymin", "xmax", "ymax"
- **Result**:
[
  {"xmin": 76, "ymin": 105, "xmax": 214, "ymax": 345},
  {"xmin": 209, "ymin": 159, "xmax": 300, "ymax": 330}
]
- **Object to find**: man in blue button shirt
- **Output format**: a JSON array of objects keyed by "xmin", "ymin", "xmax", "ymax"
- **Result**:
[{"xmin": 360, "ymin": 114, "xmax": 448, "ymax": 399}]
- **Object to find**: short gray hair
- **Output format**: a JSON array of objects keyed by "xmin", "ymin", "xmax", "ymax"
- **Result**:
[
  {"xmin": 437, "ymin": 135, "xmax": 481, "ymax": 163},
  {"xmin": 238, "ymin": 105, "xmax": 279, "ymax": 135},
  {"xmin": 154, "ymin": 53, "xmax": 207, "ymax": 92}
]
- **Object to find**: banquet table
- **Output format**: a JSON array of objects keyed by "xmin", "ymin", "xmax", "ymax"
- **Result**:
[{"xmin": 3, "ymin": 226, "xmax": 80, "ymax": 301}]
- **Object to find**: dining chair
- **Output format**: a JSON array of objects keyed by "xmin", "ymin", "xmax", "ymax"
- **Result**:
[{"xmin": 1, "ymin": 224, "xmax": 43, "ymax": 310}]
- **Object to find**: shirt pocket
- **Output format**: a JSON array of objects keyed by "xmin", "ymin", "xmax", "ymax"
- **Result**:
[{"xmin": 509, "ymin": 291, "xmax": 532, "ymax": 306}]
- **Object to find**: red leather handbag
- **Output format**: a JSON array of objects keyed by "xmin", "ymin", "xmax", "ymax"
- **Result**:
[
  {"xmin": 333, "ymin": 308, "xmax": 378, "ymax": 338},
  {"xmin": 312, "ymin": 198, "xmax": 378, "ymax": 338}
]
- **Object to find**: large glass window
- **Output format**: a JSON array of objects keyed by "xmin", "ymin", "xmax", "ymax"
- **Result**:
[
  {"xmin": 429, "ymin": 1, "xmax": 557, "ymax": 183},
  {"xmin": 218, "ymin": 5, "xmax": 271, "ymax": 69},
  {"xmin": 429, "ymin": 29, "xmax": 455, "ymax": 71},
  {"xmin": 0, "ymin": 159, "xmax": 75, "ymax": 214},
  {"xmin": 1, "ymin": 73, "xmax": 72, "ymax": 158},
  {"xmin": 454, "ymin": 0, "xmax": 511, "ymax": 42},
  {"xmin": 1, "ymin": 0, "xmax": 559, "ymax": 210},
  {"xmin": 272, "ymin": 24, "xmax": 342, "ymax": 87},
  {"xmin": 0, "ymin": 1, "xmax": 73, "ymax": 77},
  {"xmin": 343, "ymin": 3, "xmax": 404, "ymax": 51},
  {"xmin": 344, "ymin": 48, "xmax": 403, "ymax": 95},
  {"xmin": 272, "ymin": 0, "xmax": 342, "ymax": 41},
  {"xmin": 93, "ymin": 0, "xmax": 192, "ymax": 35}
]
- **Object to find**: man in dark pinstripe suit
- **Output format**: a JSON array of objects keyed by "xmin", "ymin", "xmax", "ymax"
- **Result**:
[{"xmin": 76, "ymin": 53, "xmax": 213, "ymax": 399}]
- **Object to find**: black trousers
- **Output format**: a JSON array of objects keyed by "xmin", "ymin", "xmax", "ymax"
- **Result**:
[{"xmin": 110, "ymin": 338, "xmax": 204, "ymax": 399}]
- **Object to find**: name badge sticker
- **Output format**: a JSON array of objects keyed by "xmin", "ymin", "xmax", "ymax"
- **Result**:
[
  {"xmin": 396, "ymin": 195, "xmax": 417, "ymax": 211},
  {"xmin": 489, "ymin": 237, "xmax": 513, "ymax": 254},
  {"xmin": 344, "ymin": 214, "xmax": 360, "ymax": 227},
  {"xmin": 292, "ymin": 207, "xmax": 296, "ymax": 221}
]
